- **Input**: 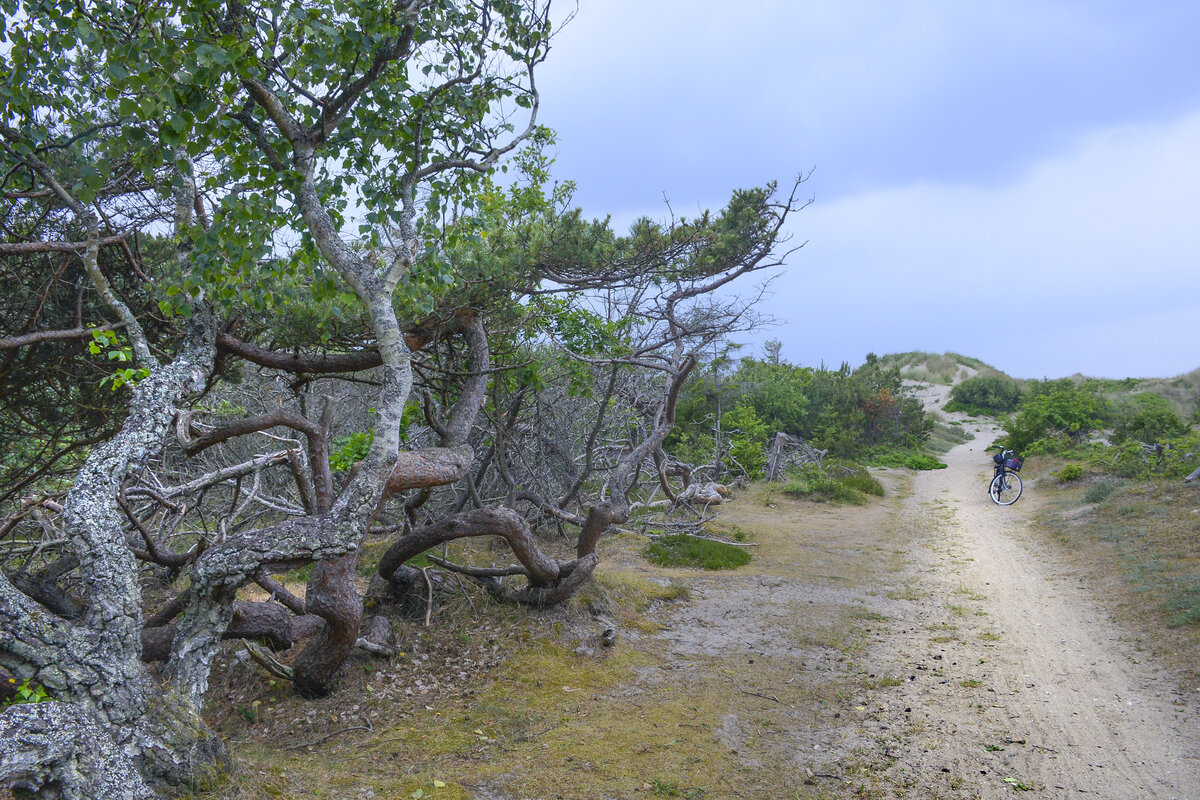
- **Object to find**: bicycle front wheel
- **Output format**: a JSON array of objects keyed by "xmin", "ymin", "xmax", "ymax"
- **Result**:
[{"xmin": 989, "ymin": 471, "xmax": 1023, "ymax": 505}]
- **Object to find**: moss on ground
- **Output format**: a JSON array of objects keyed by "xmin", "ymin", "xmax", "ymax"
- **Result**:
[
  {"xmin": 205, "ymin": 476, "xmax": 919, "ymax": 800},
  {"xmin": 644, "ymin": 534, "xmax": 753, "ymax": 570}
]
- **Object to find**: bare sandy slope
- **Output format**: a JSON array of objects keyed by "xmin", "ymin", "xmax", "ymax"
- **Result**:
[{"xmin": 828, "ymin": 427, "xmax": 1200, "ymax": 798}]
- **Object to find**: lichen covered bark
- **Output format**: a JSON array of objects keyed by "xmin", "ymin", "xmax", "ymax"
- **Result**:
[
  {"xmin": 0, "ymin": 309, "xmax": 225, "ymax": 793},
  {"xmin": 0, "ymin": 703, "xmax": 155, "ymax": 800}
]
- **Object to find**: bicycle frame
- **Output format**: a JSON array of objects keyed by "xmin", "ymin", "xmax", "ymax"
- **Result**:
[{"xmin": 989, "ymin": 448, "xmax": 1023, "ymax": 505}]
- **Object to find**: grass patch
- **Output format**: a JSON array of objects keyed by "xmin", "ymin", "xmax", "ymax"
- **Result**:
[
  {"xmin": 867, "ymin": 450, "xmax": 948, "ymax": 470},
  {"xmin": 782, "ymin": 462, "xmax": 884, "ymax": 505},
  {"xmin": 1164, "ymin": 583, "xmax": 1200, "ymax": 627},
  {"xmin": 862, "ymin": 674, "xmax": 904, "ymax": 689},
  {"xmin": 886, "ymin": 584, "xmax": 925, "ymax": 601},
  {"xmin": 644, "ymin": 535, "xmax": 751, "ymax": 571},
  {"xmin": 902, "ymin": 453, "xmax": 947, "ymax": 470},
  {"xmin": 839, "ymin": 469, "xmax": 886, "ymax": 496},
  {"xmin": 1082, "ymin": 479, "xmax": 1119, "ymax": 504}
]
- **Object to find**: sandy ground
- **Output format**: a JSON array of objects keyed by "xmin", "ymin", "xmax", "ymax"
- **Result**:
[
  {"xmin": 836, "ymin": 427, "xmax": 1200, "ymax": 798},
  {"xmin": 648, "ymin": 382, "xmax": 1200, "ymax": 799}
]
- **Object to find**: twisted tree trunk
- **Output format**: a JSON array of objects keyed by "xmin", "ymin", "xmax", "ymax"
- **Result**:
[
  {"xmin": 0, "ymin": 310, "xmax": 224, "ymax": 796},
  {"xmin": 290, "ymin": 316, "xmax": 489, "ymax": 695}
]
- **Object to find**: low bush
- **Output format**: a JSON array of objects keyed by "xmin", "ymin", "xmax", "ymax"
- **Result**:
[
  {"xmin": 782, "ymin": 463, "xmax": 883, "ymax": 504},
  {"xmin": 1083, "ymin": 480, "xmax": 1118, "ymax": 504},
  {"xmin": 836, "ymin": 467, "xmax": 886, "ymax": 496},
  {"xmin": 1103, "ymin": 434, "xmax": 1200, "ymax": 479},
  {"xmin": 866, "ymin": 450, "xmax": 947, "ymax": 470},
  {"xmin": 1001, "ymin": 380, "xmax": 1108, "ymax": 454},
  {"xmin": 903, "ymin": 453, "xmax": 948, "ymax": 470},
  {"xmin": 945, "ymin": 375, "xmax": 1022, "ymax": 415},
  {"xmin": 1112, "ymin": 393, "xmax": 1188, "ymax": 444},
  {"xmin": 1054, "ymin": 462, "xmax": 1084, "ymax": 482},
  {"xmin": 644, "ymin": 535, "xmax": 752, "ymax": 570}
]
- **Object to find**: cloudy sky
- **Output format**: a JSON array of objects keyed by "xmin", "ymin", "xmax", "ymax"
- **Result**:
[{"xmin": 534, "ymin": 1, "xmax": 1200, "ymax": 379}]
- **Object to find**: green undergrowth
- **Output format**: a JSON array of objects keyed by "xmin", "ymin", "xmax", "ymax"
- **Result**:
[
  {"xmin": 866, "ymin": 450, "xmax": 948, "ymax": 470},
  {"xmin": 206, "ymin": 461, "xmax": 927, "ymax": 800},
  {"xmin": 1053, "ymin": 462, "xmax": 1085, "ymax": 482},
  {"xmin": 943, "ymin": 374, "xmax": 1024, "ymax": 415},
  {"xmin": 781, "ymin": 461, "xmax": 885, "ymax": 505},
  {"xmin": 643, "ymin": 534, "xmax": 752, "ymax": 570},
  {"xmin": 208, "ymin": 555, "xmax": 699, "ymax": 799}
]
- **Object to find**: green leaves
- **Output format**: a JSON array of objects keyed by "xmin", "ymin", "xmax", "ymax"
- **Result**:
[
  {"xmin": 87, "ymin": 329, "xmax": 150, "ymax": 391},
  {"xmin": 330, "ymin": 431, "xmax": 374, "ymax": 472},
  {"xmin": 1002, "ymin": 380, "xmax": 1107, "ymax": 454},
  {"xmin": 531, "ymin": 296, "xmax": 631, "ymax": 359},
  {"xmin": 2, "ymin": 678, "xmax": 53, "ymax": 706}
]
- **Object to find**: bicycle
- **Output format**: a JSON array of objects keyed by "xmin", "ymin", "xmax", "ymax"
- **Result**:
[{"xmin": 989, "ymin": 448, "xmax": 1024, "ymax": 505}]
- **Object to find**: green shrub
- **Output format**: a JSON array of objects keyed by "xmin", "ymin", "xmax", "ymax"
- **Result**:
[
  {"xmin": 1113, "ymin": 394, "xmax": 1188, "ymax": 444},
  {"xmin": 1003, "ymin": 380, "xmax": 1108, "ymax": 454},
  {"xmin": 670, "ymin": 351, "xmax": 934, "ymax": 465},
  {"xmin": 1083, "ymin": 480, "xmax": 1118, "ymax": 504},
  {"xmin": 945, "ymin": 375, "xmax": 1022, "ymax": 415},
  {"xmin": 644, "ymin": 535, "xmax": 752, "ymax": 570},
  {"xmin": 866, "ymin": 450, "xmax": 946, "ymax": 470},
  {"xmin": 1103, "ymin": 433, "xmax": 1200, "ymax": 479},
  {"xmin": 782, "ymin": 463, "xmax": 883, "ymax": 504},
  {"xmin": 722, "ymin": 402, "xmax": 769, "ymax": 478},
  {"xmin": 838, "ymin": 468, "xmax": 886, "ymax": 496},
  {"xmin": 1055, "ymin": 462, "xmax": 1084, "ymax": 482},
  {"xmin": 783, "ymin": 477, "xmax": 865, "ymax": 505},
  {"xmin": 903, "ymin": 453, "xmax": 948, "ymax": 470},
  {"xmin": 1050, "ymin": 430, "xmax": 1200, "ymax": 482}
]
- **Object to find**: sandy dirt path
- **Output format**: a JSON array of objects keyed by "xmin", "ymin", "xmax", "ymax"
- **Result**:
[
  {"xmin": 443, "ymin": 382, "xmax": 1200, "ymax": 799},
  {"xmin": 837, "ymin": 427, "xmax": 1200, "ymax": 798}
]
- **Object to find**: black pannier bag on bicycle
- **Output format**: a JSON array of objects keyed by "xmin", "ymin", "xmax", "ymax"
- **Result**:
[
  {"xmin": 993, "ymin": 453, "xmax": 1004, "ymax": 465},
  {"xmin": 1005, "ymin": 455, "xmax": 1023, "ymax": 472}
]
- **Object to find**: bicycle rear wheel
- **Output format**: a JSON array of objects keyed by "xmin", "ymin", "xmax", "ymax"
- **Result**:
[{"xmin": 989, "ymin": 471, "xmax": 1023, "ymax": 505}]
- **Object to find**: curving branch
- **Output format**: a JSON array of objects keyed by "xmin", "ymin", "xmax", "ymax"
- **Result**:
[
  {"xmin": 141, "ymin": 600, "xmax": 321, "ymax": 663},
  {"xmin": 0, "ymin": 322, "xmax": 125, "ymax": 351},
  {"xmin": 216, "ymin": 332, "xmax": 383, "ymax": 374},
  {"xmin": 377, "ymin": 507, "xmax": 561, "ymax": 588}
]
